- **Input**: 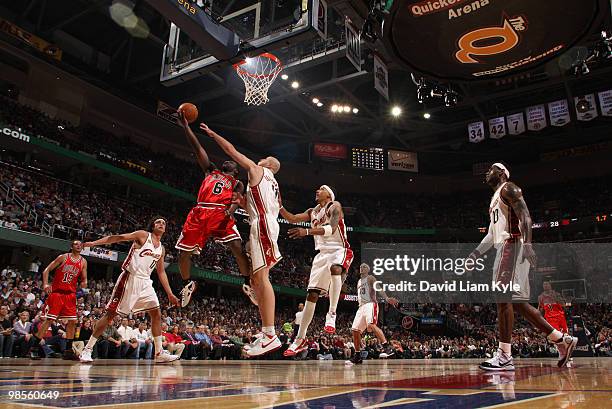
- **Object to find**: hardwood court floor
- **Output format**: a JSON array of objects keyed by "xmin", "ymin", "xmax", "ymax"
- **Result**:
[{"xmin": 0, "ymin": 358, "xmax": 609, "ymax": 408}]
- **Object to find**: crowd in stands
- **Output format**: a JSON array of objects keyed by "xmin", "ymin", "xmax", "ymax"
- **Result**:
[
  {"xmin": 2, "ymin": 96, "xmax": 612, "ymax": 233},
  {"xmin": 0, "ymin": 267, "xmax": 609, "ymax": 361}
]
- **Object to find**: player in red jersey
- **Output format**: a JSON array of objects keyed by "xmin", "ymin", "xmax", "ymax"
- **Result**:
[
  {"xmin": 539, "ymin": 281, "xmax": 569, "ymax": 333},
  {"xmin": 30, "ymin": 240, "xmax": 88, "ymax": 360},
  {"xmin": 175, "ymin": 112, "xmax": 253, "ymax": 307}
]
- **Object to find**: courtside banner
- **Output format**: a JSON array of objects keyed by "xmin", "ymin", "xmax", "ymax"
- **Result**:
[
  {"xmin": 361, "ymin": 242, "xmax": 611, "ymax": 304},
  {"xmin": 313, "ymin": 142, "xmax": 347, "ymax": 160},
  {"xmin": 82, "ymin": 247, "xmax": 118, "ymax": 262},
  {"xmin": 388, "ymin": 149, "xmax": 418, "ymax": 172},
  {"xmin": 382, "ymin": 0, "xmax": 601, "ymax": 81}
]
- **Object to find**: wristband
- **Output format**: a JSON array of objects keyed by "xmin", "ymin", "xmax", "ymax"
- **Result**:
[{"xmin": 305, "ymin": 229, "xmax": 310, "ymax": 236}]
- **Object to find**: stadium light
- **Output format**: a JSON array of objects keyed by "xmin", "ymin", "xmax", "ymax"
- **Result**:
[
  {"xmin": 423, "ymin": 112, "xmax": 431, "ymax": 119},
  {"xmin": 312, "ymin": 98, "xmax": 319, "ymax": 104},
  {"xmin": 291, "ymin": 81, "xmax": 299, "ymax": 89},
  {"xmin": 391, "ymin": 106, "xmax": 402, "ymax": 117},
  {"xmin": 281, "ymin": 74, "xmax": 289, "ymax": 80}
]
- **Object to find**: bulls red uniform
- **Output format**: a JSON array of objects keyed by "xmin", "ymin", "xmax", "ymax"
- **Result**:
[
  {"xmin": 43, "ymin": 254, "xmax": 83, "ymax": 320},
  {"xmin": 175, "ymin": 170, "xmax": 241, "ymax": 254},
  {"xmin": 539, "ymin": 292, "xmax": 568, "ymax": 332}
]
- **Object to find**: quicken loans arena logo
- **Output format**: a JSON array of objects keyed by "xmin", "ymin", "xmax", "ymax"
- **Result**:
[{"xmin": 410, "ymin": 0, "xmax": 492, "ymax": 20}]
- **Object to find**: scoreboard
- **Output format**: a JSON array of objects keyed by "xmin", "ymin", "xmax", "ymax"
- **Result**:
[{"xmin": 351, "ymin": 147, "xmax": 384, "ymax": 170}]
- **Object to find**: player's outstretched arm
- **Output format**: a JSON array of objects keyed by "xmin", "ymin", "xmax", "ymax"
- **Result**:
[
  {"xmin": 156, "ymin": 248, "xmax": 180, "ymax": 307},
  {"xmin": 80, "ymin": 258, "xmax": 88, "ymax": 289},
  {"xmin": 369, "ymin": 275, "xmax": 399, "ymax": 307},
  {"xmin": 178, "ymin": 112, "xmax": 211, "ymax": 173},
  {"xmin": 502, "ymin": 182, "xmax": 536, "ymax": 266},
  {"xmin": 41, "ymin": 254, "xmax": 66, "ymax": 293},
  {"xmin": 83, "ymin": 230, "xmax": 148, "ymax": 248},
  {"xmin": 288, "ymin": 202, "xmax": 342, "ymax": 238},
  {"xmin": 200, "ymin": 123, "xmax": 259, "ymax": 177},
  {"xmin": 280, "ymin": 206, "xmax": 311, "ymax": 224}
]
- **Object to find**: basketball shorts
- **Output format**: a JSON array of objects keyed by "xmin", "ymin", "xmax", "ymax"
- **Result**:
[
  {"xmin": 249, "ymin": 215, "xmax": 281, "ymax": 273},
  {"xmin": 351, "ymin": 302, "xmax": 378, "ymax": 333},
  {"xmin": 493, "ymin": 238, "xmax": 530, "ymax": 301},
  {"xmin": 546, "ymin": 315, "xmax": 569, "ymax": 333},
  {"xmin": 175, "ymin": 205, "xmax": 241, "ymax": 254},
  {"xmin": 308, "ymin": 247, "xmax": 354, "ymax": 294},
  {"xmin": 42, "ymin": 291, "xmax": 77, "ymax": 320},
  {"xmin": 105, "ymin": 271, "xmax": 160, "ymax": 316}
]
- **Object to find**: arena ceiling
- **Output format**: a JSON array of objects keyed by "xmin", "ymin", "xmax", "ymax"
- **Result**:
[{"xmin": 1, "ymin": 1, "xmax": 612, "ymax": 174}]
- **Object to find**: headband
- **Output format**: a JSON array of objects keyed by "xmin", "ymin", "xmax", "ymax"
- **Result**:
[
  {"xmin": 320, "ymin": 185, "xmax": 335, "ymax": 202},
  {"xmin": 492, "ymin": 163, "xmax": 510, "ymax": 179}
]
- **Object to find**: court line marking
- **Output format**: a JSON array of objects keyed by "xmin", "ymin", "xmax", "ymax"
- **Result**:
[
  {"xmin": 481, "ymin": 392, "xmax": 566, "ymax": 408},
  {"xmin": 256, "ymin": 387, "xmax": 364, "ymax": 409}
]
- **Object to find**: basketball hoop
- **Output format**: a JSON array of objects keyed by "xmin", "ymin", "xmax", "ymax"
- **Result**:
[{"xmin": 233, "ymin": 53, "xmax": 283, "ymax": 106}]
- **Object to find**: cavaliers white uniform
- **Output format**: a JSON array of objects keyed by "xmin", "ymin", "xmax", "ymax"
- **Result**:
[
  {"xmin": 308, "ymin": 202, "xmax": 354, "ymax": 294},
  {"xmin": 351, "ymin": 276, "xmax": 378, "ymax": 332},
  {"xmin": 489, "ymin": 182, "xmax": 530, "ymax": 301},
  {"xmin": 106, "ymin": 233, "xmax": 163, "ymax": 316},
  {"xmin": 246, "ymin": 167, "xmax": 282, "ymax": 273}
]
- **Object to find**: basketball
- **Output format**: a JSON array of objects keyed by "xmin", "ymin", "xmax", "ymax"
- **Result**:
[{"xmin": 178, "ymin": 102, "xmax": 198, "ymax": 123}]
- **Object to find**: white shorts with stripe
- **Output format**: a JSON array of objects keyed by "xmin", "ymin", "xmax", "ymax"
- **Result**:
[
  {"xmin": 308, "ymin": 247, "xmax": 354, "ymax": 294},
  {"xmin": 351, "ymin": 302, "xmax": 378, "ymax": 333},
  {"xmin": 106, "ymin": 271, "xmax": 160, "ymax": 316},
  {"xmin": 249, "ymin": 215, "xmax": 282, "ymax": 273},
  {"xmin": 492, "ymin": 239, "xmax": 531, "ymax": 301}
]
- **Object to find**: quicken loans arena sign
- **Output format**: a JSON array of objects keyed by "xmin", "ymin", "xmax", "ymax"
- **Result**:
[{"xmin": 383, "ymin": 0, "xmax": 604, "ymax": 81}]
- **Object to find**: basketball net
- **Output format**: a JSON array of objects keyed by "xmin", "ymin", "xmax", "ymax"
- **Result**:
[{"xmin": 234, "ymin": 53, "xmax": 283, "ymax": 106}]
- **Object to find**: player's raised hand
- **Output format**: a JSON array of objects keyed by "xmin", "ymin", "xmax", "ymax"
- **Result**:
[
  {"xmin": 168, "ymin": 293, "xmax": 180, "ymax": 307},
  {"xmin": 199, "ymin": 122, "xmax": 213, "ymax": 136},
  {"xmin": 522, "ymin": 243, "xmax": 537, "ymax": 267},
  {"xmin": 43, "ymin": 284, "xmax": 52, "ymax": 294},
  {"xmin": 177, "ymin": 110, "xmax": 189, "ymax": 129},
  {"xmin": 232, "ymin": 192, "xmax": 246, "ymax": 209},
  {"xmin": 288, "ymin": 227, "xmax": 307, "ymax": 239}
]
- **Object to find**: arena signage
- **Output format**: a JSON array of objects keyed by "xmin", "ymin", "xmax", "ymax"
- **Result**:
[
  {"xmin": 1, "ymin": 126, "xmax": 31, "ymax": 143},
  {"xmin": 313, "ymin": 142, "xmax": 347, "ymax": 160},
  {"xmin": 383, "ymin": 0, "xmax": 602, "ymax": 81}
]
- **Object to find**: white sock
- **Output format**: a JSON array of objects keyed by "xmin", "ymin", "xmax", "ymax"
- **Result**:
[
  {"xmin": 547, "ymin": 329, "xmax": 563, "ymax": 342},
  {"xmin": 499, "ymin": 342, "xmax": 512, "ymax": 355},
  {"xmin": 328, "ymin": 275, "xmax": 342, "ymax": 315},
  {"xmin": 297, "ymin": 300, "xmax": 316, "ymax": 340},
  {"xmin": 85, "ymin": 336, "xmax": 98, "ymax": 351},
  {"xmin": 262, "ymin": 326, "xmax": 275, "ymax": 337},
  {"xmin": 154, "ymin": 336, "xmax": 162, "ymax": 355}
]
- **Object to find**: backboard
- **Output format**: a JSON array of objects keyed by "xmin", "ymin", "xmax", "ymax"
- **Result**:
[{"xmin": 160, "ymin": 0, "xmax": 320, "ymax": 85}]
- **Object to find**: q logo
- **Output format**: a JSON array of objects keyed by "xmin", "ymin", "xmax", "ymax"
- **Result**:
[{"xmin": 456, "ymin": 18, "xmax": 525, "ymax": 64}]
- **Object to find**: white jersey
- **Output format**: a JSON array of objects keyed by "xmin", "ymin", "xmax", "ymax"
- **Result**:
[
  {"xmin": 122, "ymin": 233, "xmax": 163, "ymax": 278},
  {"xmin": 310, "ymin": 202, "xmax": 350, "ymax": 251},
  {"xmin": 357, "ymin": 276, "xmax": 375, "ymax": 307},
  {"xmin": 247, "ymin": 167, "xmax": 281, "ymax": 221},
  {"xmin": 489, "ymin": 182, "xmax": 520, "ymax": 246}
]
